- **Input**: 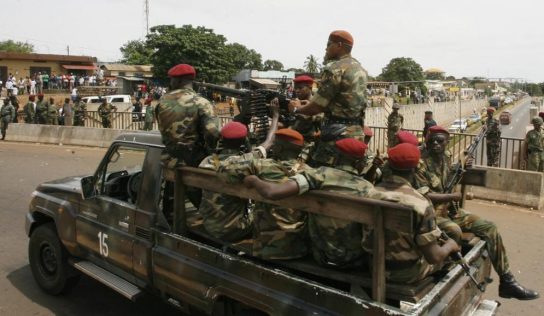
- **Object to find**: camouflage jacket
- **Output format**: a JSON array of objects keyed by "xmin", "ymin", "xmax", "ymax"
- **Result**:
[
  {"xmin": 387, "ymin": 112, "xmax": 404, "ymax": 133},
  {"xmin": 414, "ymin": 148, "xmax": 452, "ymax": 216},
  {"xmin": 156, "ymin": 88, "xmax": 219, "ymax": 160},
  {"xmin": 362, "ymin": 175, "xmax": 441, "ymax": 284},
  {"xmin": 0, "ymin": 104, "xmax": 15, "ymax": 121},
  {"xmin": 98, "ymin": 103, "xmax": 116, "ymax": 118},
  {"xmin": 23, "ymin": 102, "xmax": 36, "ymax": 122},
  {"xmin": 73, "ymin": 101, "xmax": 87, "ymax": 117},
  {"xmin": 36, "ymin": 100, "xmax": 48, "ymax": 121},
  {"xmin": 218, "ymin": 155, "xmax": 308, "ymax": 260},
  {"xmin": 144, "ymin": 105, "xmax": 154, "ymax": 123},
  {"xmin": 525, "ymin": 128, "xmax": 544, "ymax": 152},
  {"xmin": 485, "ymin": 117, "xmax": 501, "ymax": 141},
  {"xmin": 290, "ymin": 165, "xmax": 382, "ymax": 268},
  {"xmin": 311, "ymin": 55, "xmax": 368, "ymax": 137},
  {"xmin": 198, "ymin": 148, "xmax": 261, "ymax": 242}
]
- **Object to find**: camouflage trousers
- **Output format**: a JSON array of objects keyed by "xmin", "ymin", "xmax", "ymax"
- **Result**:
[
  {"xmin": 387, "ymin": 130, "xmax": 400, "ymax": 149},
  {"xmin": 74, "ymin": 115, "xmax": 85, "ymax": 126},
  {"xmin": 1, "ymin": 118, "xmax": 9, "ymax": 138},
  {"xmin": 527, "ymin": 151, "xmax": 544, "ymax": 172},
  {"xmin": 486, "ymin": 142, "xmax": 500, "ymax": 167},
  {"xmin": 101, "ymin": 117, "xmax": 112, "ymax": 128},
  {"xmin": 437, "ymin": 208, "xmax": 510, "ymax": 275}
]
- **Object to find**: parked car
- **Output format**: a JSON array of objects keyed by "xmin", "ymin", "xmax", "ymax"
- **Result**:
[
  {"xmin": 500, "ymin": 111, "xmax": 512, "ymax": 125},
  {"xmin": 448, "ymin": 119, "xmax": 468, "ymax": 133}
]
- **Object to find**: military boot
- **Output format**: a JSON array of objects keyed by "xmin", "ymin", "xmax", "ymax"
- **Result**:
[{"xmin": 499, "ymin": 272, "xmax": 539, "ymax": 300}]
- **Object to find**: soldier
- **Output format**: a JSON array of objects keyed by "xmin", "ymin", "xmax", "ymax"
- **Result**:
[
  {"xmin": 155, "ymin": 63, "xmax": 219, "ymax": 169},
  {"xmin": 142, "ymin": 98, "xmax": 154, "ymax": 131},
  {"xmin": 97, "ymin": 98, "xmax": 116, "ymax": 128},
  {"xmin": 35, "ymin": 94, "xmax": 48, "ymax": 124},
  {"xmin": 47, "ymin": 97, "xmax": 59, "ymax": 125},
  {"xmin": 524, "ymin": 116, "xmax": 544, "ymax": 171},
  {"xmin": 290, "ymin": 75, "xmax": 321, "ymax": 162},
  {"xmin": 1, "ymin": 98, "xmax": 15, "ymax": 140},
  {"xmin": 484, "ymin": 107, "xmax": 501, "ymax": 167},
  {"xmin": 245, "ymin": 138, "xmax": 384, "ymax": 268},
  {"xmin": 9, "ymin": 95, "xmax": 19, "ymax": 123},
  {"xmin": 218, "ymin": 128, "xmax": 308, "ymax": 260},
  {"xmin": 414, "ymin": 126, "xmax": 539, "ymax": 300},
  {"xmin": 387, "ymin": 103, "xmax": 404, "ymax": 148},
  {"xmin": 422, "ymin": 110, "xmax": 437, "ymax": 139},
  {"xmin": 23, "ymin": 95, "xmax": 37, "ymax": 124},
  {"xmin": 73, "ymin": 96, "xmax": 87, "ymax": 127},
  {"xmin": 288, "ymin": 30, "xmax": 368, "ymax": 166}
]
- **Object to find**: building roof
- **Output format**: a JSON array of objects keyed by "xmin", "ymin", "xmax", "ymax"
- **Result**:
[
  {"xmin": 0, "ymin": 52, "xmax": 96, "ymax": 63},
  {"xmin": 102, "ymin": 64, "xmax": 153, "ymax": 72},
  {"xmin": 250, "ymin": 78, "xmax": 280, "ymax": 88},
  {"xmin": 424, "ymin": 67, "xmax": 445, "ymax": 73}
]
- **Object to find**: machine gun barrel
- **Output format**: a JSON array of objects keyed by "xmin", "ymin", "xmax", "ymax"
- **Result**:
[{"xmin": 441, "ymin": 232, "xmax": 486, "ymax": 292}]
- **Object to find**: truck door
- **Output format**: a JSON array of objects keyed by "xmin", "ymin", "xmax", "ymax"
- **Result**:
[{"xmin": 76, "ymin": 144, "xmax": 147, "ymax": 275}]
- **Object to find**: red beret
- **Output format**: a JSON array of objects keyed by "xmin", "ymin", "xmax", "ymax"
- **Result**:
[
  {"xmin": 335, "ymin": 138, "xmax": 368, "ymax": 159},
  {"xmin": 221, "ymin": 122, "xmax": 247, "ymax": 139},
  {"xmin": 167, "ymin": 64, "xmax": 196, "ymax": 78},
  {"xmin": 539, "ymin": 112, "xmax": 544, "ymax": 119},
  {"xmin": 363, "ymin": 126, "xmax": 373, "ymax": 137},
  {"xmin": 293, "ymin": 75, "xmax": 314, "ymax": 85},
  {"xmin": 388, "ymin": 143, "xmax": 421, "ymax": 170},
  {"xmin": 29, "ymin": 95, "xmax": 36, "ymax": 101},
  {"xmin": 329, "ymin": 30, "xmax": 354, "ymax": 46},
  {"xmin": 486, "ymin": 107, "xmax": 495, "ymax": 113},
  {"xmin": 396, "ymin": 131, "xmax": 419, "ymax": 146},
  {"xmin": 427, "ymin": 125, "xmax": 450, "ymax": 137},
  {"xmin": 275, "ymin": 128, "xmax": 304, "ymax": 146}
]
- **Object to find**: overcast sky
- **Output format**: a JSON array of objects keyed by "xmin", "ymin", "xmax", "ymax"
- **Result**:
[{"xmin": 2, "ymin": 0, "xmax": 543, "ymax": 82}]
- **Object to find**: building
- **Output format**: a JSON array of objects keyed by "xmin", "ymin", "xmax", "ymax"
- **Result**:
[
  {"xmin": 99, "ymin": 63, "xmax": 154, "ymax": 95},
  {"xmin": 0, "ymin": 52, "xmax": 96, "ymax": 83},
  {"xmin": 233, "ymin": 69, "xmax": 295, "ymax": 89}
]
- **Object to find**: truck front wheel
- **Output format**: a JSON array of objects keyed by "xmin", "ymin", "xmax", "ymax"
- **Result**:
[{"xmin": 28, "ymin": 222, "xmax": 80, "ymax": 295}]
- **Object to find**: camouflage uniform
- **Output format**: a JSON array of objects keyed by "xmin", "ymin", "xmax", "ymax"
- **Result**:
[
  {"xmin": 73, "ymin": 100, "xmax": 87, "ymax": 127},
  {"xmin": 414, "ymin": 147, "xmax": 510, "ymax": 276},
  {"xmin": 362, "ymin": 175, "xmax": 442, "ymax": 284},
  {"xmin": 485, "ymin": 117, "xmax": 501, "ymax": 167},
  {"xmin": 156, "ymin": 88, "xmax": 219, "ymax": 168},
  {"xmin": 289, "ymin": 165, "xmax": 380, "ymax": 268},
  {"xmin": 142, "ymin": 105, "xmax": 154, "ymax": 131},
  {"xmin": 1, "ymin": 102, "xmax": 15, "ymax": 139},
  {"xmin": 387, "ymin": 112, "xmax": 404, "ymax": 148},
  {"xmin": 98, "ymin": 102, "xmax": 116, "ymax": 128},
  {"xmin": 218, "ymin": 154, "xmax": 308, "ymax": 260},
  {"xmin": 198, "ymin": 148, "xmax": 256, "ymax": 242},
  {"xmin": 310, "ymin": 55, "xmax": 368, "ymax": 166},
  {"xmin": 36, "ymin": 99, "xmax": 48, "ymax": 124},
  {"xmin": 23, "ymin": 101, "xmax": 36, "ymax": 123},
  {"xmin": 525, "ymin": 128, "xmax": 544, "ymax": 171},
  {"xmin": 423, "ymin": 118, "xmax": 437, "ymax": 138},
  {"xmin": 46, "ymin": 102, "xmax": 58, "ymax": 125},
  {"xmin": 291, "ymin": 113, "xmax": 322, "ymax": 162}
]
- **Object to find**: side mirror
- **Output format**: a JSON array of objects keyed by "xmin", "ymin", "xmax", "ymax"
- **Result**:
[{"xmin": 81, "ymin": 176, "xmax": 96, "ymax": 199}]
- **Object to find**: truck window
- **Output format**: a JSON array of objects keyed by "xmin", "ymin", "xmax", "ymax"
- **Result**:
[{"xmin": 95, "ymin": 145, "xmax": 147, "ymax": 203}]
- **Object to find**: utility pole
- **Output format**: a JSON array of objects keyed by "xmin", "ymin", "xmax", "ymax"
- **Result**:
[
  {"xmin": 67, "ymin": 45, "xmax": 70, "ymax": 56},
  {"xmin": 144, "ymin": 0, "xmax": 150, "ymax": 36}
]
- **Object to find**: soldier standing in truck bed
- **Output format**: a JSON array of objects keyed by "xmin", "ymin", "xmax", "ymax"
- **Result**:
[{"xmin": 288, "ymin": 30, "xmax": 368, "ymax": 167}]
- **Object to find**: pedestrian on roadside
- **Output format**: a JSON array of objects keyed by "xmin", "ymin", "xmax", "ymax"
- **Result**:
[
  {"xmin": 142, "ymin": 98, "xmax": 154, "ymax": 131},
  {"xmin": 62, "ymin": 98, "xmax": 73, "ymax": 126}
]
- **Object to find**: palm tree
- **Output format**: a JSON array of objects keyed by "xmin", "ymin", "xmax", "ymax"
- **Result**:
[{"xmin": 304, "ymin": 55, "xmax": 320, "ymax": 74}]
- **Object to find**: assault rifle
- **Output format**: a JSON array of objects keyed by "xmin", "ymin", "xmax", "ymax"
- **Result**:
[{"xmin": 194, "ymin": 82, "xmax": 294, "ymax": 144}]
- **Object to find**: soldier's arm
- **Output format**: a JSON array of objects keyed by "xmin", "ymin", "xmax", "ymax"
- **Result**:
[
  {"xmin": 258, "ymin": 98, "xmax": 280, "ymax": 152},
  {"xmin": 288, "ymin": 68, "xmax": 336, "ymax": 116},
  {"xmin": 426, "ymin": 192, "xmax": 462, "ymax": 204},
  {"xmin": 198, "ymin": 102, "xmax": 220, "ymax": 151},
  {"xmin": 243, "ymin": 175, "xmax": 299, "ymax": 200},
  {"xmin": 415, "ymin": 207, "xmax": 460, "ymax": 264}
]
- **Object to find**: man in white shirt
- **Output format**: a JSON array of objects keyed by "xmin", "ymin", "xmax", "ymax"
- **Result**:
[{"xmin": 6, "ymin": 80, "xmax": 13, "ymax": 96}]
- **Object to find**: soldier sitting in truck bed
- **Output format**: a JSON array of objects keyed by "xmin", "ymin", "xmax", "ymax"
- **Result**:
[
  {"xmin": 243, "ymin": 143, "xmax": 460, "ymax": 281},
  {"xmin": 218, "ymin": 128, "xmax": 310, "ymax": 260}
]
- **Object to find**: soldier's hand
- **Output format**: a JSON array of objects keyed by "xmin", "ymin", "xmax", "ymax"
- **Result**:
[
  {"xmin": 269, "ymin": 98, "xmax": 279, "ymax": 115},
  {"xmin": 243, "ymin": 175, "xmax": 260, "ymax": 188},
  {"xmin": 450, "ymin": 192, "xmax": 463, "ymax": 202},
  {"xmin": 288, "ymin": 99, "xmax": 301, "ymax": 113}
]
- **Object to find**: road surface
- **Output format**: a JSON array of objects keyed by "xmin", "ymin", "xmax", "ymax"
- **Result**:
[{"xmin": 0, "ymin": 141, "xmax": 541, "ymax": 315}]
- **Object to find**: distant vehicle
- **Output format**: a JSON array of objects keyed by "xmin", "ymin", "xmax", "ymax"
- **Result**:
[
  {"xmin": 467, "ymin": 113, "xmax": 481, "ymax": 126},
  {"xmin": 81, "ymin": 95, "xmax": 133, "ymax": 112},
  {"xmin": 448, "ymin": 119, "xmax": 468, "ymax": 133},
  {"xmin": 488, "ymin": 96, "xmax": 501, "ymax": 109},
  {"xmin": 500, "ymin": 111, "xmax": 512, "ymax": 125},
  {"xmin": 504, "ymin": 97, "xmax": 513, "ymax": 105}
]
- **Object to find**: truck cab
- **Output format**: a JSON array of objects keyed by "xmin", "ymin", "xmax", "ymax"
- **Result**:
[{"xmin": 25, "ymin": 132, "xmax": 498, "ymax": 315}]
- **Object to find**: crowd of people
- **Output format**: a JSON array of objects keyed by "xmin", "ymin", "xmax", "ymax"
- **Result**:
[{"xmin": 152, "ymin": 29, "xmax": 538, "ymax": 302}]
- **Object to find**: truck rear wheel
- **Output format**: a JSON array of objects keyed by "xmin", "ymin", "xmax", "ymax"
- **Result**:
[{"xmin": 28, "ymin": 222, "xmax": 80, "ymax": 295}]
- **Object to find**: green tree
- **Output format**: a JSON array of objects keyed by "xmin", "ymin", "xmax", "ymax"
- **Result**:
[
  {"xmin": 146, "ymin": 24, "xmax": 234, "ymax": 83},
  {"xmin": 378, "ymin": 57, "xmax": 425, "ymax": 91},
  {"xmin": 445, "ymin": 75, "xmax": 456, "ymax": 80},
  {"xmin": 303, "ymin": 55, "xmax": 320, "ymax": 73},
  {"xmin": 525, "ymin": 83, "xmax": 543, "ymax": 96},
  {"xmin": 119, "ymin": 40, "xmax": 153, "ymax": 64},
  {"xmin": 224, "ymin": 43, "xmax": 262, "ymax": 71},
  {"xmin": 263, "ymin": 59, "xmax": 284, "ymax": 71},
  {"xmin": 425, "ymin": 72, "xmax": 445, "ymax": 80},
  {"xmin": 0, "ymin": 40, "xmax": 34, "ymax": 53}
]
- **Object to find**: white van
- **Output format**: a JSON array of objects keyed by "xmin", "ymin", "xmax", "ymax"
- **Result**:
[{"xmin": 81, "ymin": 95, "xmax": 133, "ymax": 112}]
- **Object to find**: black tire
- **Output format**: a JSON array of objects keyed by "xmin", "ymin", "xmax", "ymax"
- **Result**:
[{"xmin": 28, "ymin": 222, "xmax": 80, "ymax": 295}]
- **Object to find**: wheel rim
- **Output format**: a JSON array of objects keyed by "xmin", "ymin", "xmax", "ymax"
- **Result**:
[{"xmin": 39, "ymin": 242, "xmax": 58, "ymax": 275}]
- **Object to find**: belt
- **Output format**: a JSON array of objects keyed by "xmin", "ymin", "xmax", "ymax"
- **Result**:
[{"xmin": 325, "ymin": 115, "xmax": 362, "ymax": 126}]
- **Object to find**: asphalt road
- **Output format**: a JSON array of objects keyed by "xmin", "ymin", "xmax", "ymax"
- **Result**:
[{"xmin": 0, "ymin": 141, "xmax": 541, "ymax": 315}]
